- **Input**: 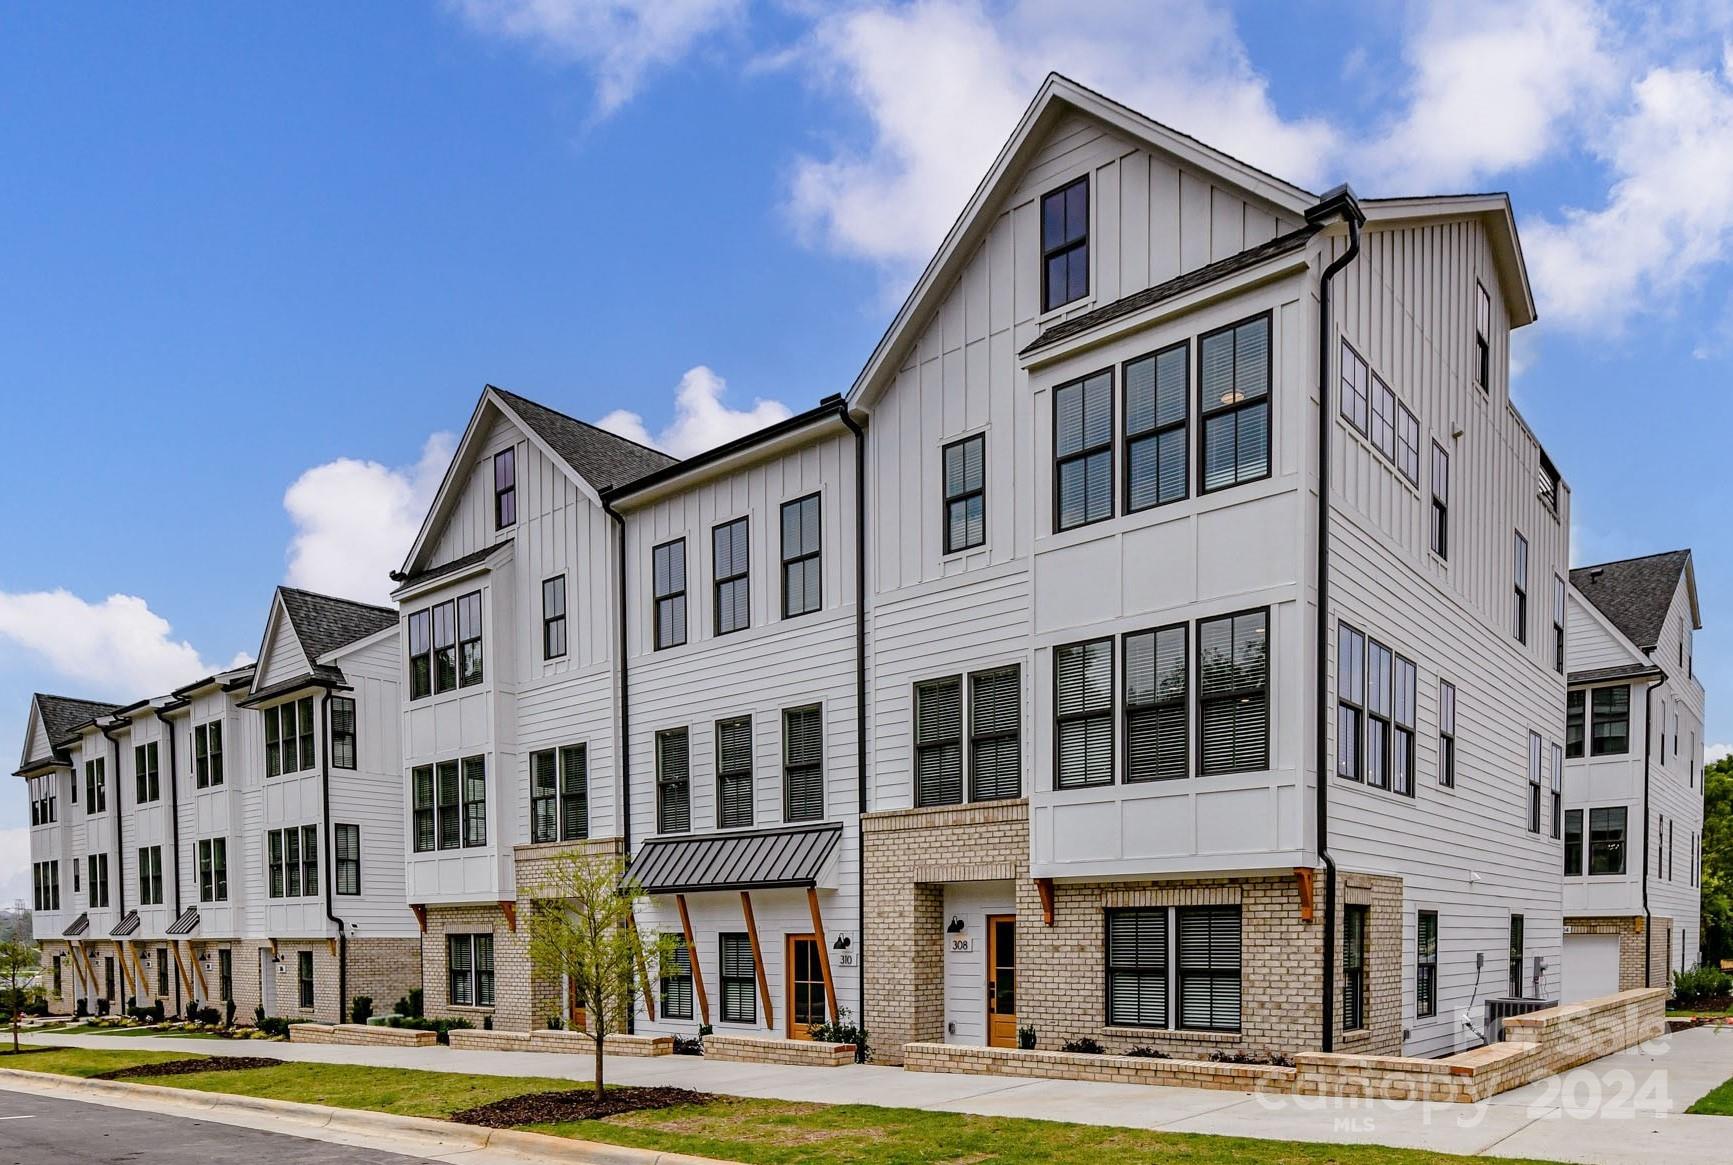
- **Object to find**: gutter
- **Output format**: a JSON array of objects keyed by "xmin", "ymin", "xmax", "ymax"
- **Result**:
[
  {"xmin": 834, "ymin": 401, "xmax": 869, "ymax": 1026},
  {"xmin": 1306, "ymin": 183, "xmax": 1364, "ymax": 1053},
  {"xmin": 97, "ymin": 722, "xmax": 126, "ymax": 921},
  {"xmin": 152, "ymin": 709, "xmax": 183, "ymax": 923},
  {"xmin": 319, "ymin": 693, "xmax": 349, "ymax": 1021},
  {"xmin": 1641, "ymin": 671, "xmax": 1664, "ymax": 987}
]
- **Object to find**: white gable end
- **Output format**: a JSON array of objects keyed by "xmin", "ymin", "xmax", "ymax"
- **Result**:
[
  {"xmin": 21, "ymin": 702, "xmax": 54, "ymax": 768},
  {"xmin": 255, "ymin": 604, "xmax": 312, "ymax": 690}
]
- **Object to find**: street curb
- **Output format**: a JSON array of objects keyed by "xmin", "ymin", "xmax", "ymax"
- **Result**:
[{"xmin": 0, "ymin": 1067, "xmax": 728, "ymax": 1164}]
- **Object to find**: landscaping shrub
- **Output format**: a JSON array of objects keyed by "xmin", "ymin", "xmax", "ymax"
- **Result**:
[
  {"xmin": 1207, "ymin": 1050, "xmax": 1293, "ymax": 1066},
  {"xmin": 1672, "ymin": 964, "xmax": 1733, "ymax": 1005},
  {"xmin": 1124, "ymin": 1045, "xmax": 1169, "ymax": 1059},
  {"xmin": 1016, "ymin": 1024, "xmax": 1036, "ymax": 1050},
  {"xmin": 1060, "ymin": 1037, "xmax": 1104, "ymax": 1054},
  {"xmin": 672, "ymin": 1035, "xmax": 704, "ymax": 1056},
  {"xmin": 384, "ymin": 1015, "xmax": 472, "ymax": 1044},
  {"xmin": 224, "ymin": 1000, "xmax": 236, "ymax": 1028},
  {"xmin": 256, "ymin": 1015, "xmax": 293, "ymax": 1038},
  {"xmin": 807, "ymin": 1008, "xmax": 870, "ymax": 1063},
  {"xmin": 350, "ymin": 996, "xmax": 374, "ymax": 1025}
]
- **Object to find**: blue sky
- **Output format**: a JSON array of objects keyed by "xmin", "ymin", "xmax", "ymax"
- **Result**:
[{"xmin": 4, "ymin": 1, "xmax": 1732, "ymax": 894}]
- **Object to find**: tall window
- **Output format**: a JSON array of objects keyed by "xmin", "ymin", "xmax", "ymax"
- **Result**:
[
  {"xmin": 1553, "ymin": 576, "xmax": 1566, "ymax": 673},
  {"xmin": 194, "ymin": 721, "xmax": 224, "ymax": 787},
  {"xmin": 970, "ymin": 667, "xmax": 1021, "ymax": 801},
  {"xmin": 783, "ymin": 705, "xmax": 824, "ymax": 822},
  {"xmin": 530, "ymin": 750, "xmax": 557, "ymax": 843},
  {"xmin": 1564, "ymin": 810, "xmax": 1583, "ymax": 875},
  {"xmin": 1438, "ymin": 679, "xmax": 1456, "ymax": 788},
  {"xmin": 1475, "ymin": 281, "xmax": 1491, "ymax": 390},
  {"xmin": 1587, "ymin": 807, "xmax": 1626, "ymax": 875},
  {"xmin": 1527, "ymin": 731, "xmax": 1543, "ymax": 834},
  {"xmin": 218, "ymin": 949, "xmax": 233, "ymax": 1003},
  {"xmin": 1055, "ymin": 638, "xmax": 1113, "ymax": 788},
  {"xmin": 134, "ymin": 742, "xmax": 160, "ymax": 803},
  {"xmin": 1393, "ymin": 655, "xmax": 1417, "ymax": 797},
  {"xmin": 1365, "ymin": 640, "xmax": 1393, "ymax": 791},
  {"xmin": 87, "ymin": 854, "xmax": 109, "ymax": 908},
  {"xmin": 1199, "ymin": 314, "xmax": 1271, "ymax": 493},
  {"xmin": 1512, "ymin": 532, "xmax": 1529, "ymax": 644},
  {"xmin": 716, "ymin": 718, "xmax": 754, "ymax": 828},
  {"xmin": 1337, "ymin": 624, "xmax": 1365, "ymax": 781},
  {"xmin": 1370, "ymin": 375, "xmax": 1396, "ymax": 461},
  {"xmin": 719, "ymin": 932, "xmax": 756, "ymax": 1023},
  {"xmin": 198, "ymin": 838, "xmax": 227, "ymax": 902},
  {"xmin": 943, "ymin": 436, "xmax": 986, "ymax": 551},
  {"xmin": 267, "ymin": 825, "xmax": 319, "ymax": 898},
  {"xmin": 661, "ymin": 937, "xmax": 694, "ymax": 1020},
  {"xmin": 408, "ymin": 609, "xmax": 431, "ymax": 699},
  {"xmin": 1343, "ymin": 904, "xmax": 1369, "ymax": 1030},
  {"xmin": 1125, "ymin": 625, "xmax": 1186, "ymax": 782},
  {"xmin": 656, "ymin": 729, "xmax": 690, "ymax": 834},
  {"xmin": 1590, "ymin": 686, "xmax": 1629, "ymax": 755},
  {"xmin": 1416, "ymin": 911, "xmax": 1438, "ymax": 1019},
  {"xmin": 462, "ymin": 755, "xmax": 487, "ymax": 847},
  {"xmin": 330, "ymin": 696, "xmax": 357, "ymax": 770},
  {"xmin": 1125, "ymin": 342, "xmax": 1188, "ymax": 511},
  {"xmin": 1508, "ymin": 915, "xmax": 1524, "ymax": 998},
  {"xmin": 412, "ymin": 765, "xmax": 435, "ymax": 853},
  {"xmin": 415, "ymin": 757, "xmax": 483, "ymax": 851},
  {"xmin": 653, "ymin": 539, "xmax": 687, "ymax": 649},
  {"xmin": 137, "ymin": 845, "xmax": 163, "ymax": 906},
  {"xmin": 713, "ymin": 518, "xmax": 750, "ymax": 635},
  {"xmin": 1176, "ymin": 906, "xmax": 1242, "ymax": 1031},
  {"xmin": 28, "ymin": 775, "xmax": 55, "ymax": 826},
  {"xmin": 458, "ymin": 591, "xmax": 483, "ymax": 686},
  {"xmin": 781, "ymin": 494, "xmax": 823, "ymax": 617},
  {"xmin": 542, "ymin": 575, "xmax": 568, "ymax": 659},
  {"xmin": 1430, "ymin": 442, "xmax": 1450, "ymax": 559},
  {"xmin": 1566, "ymin": 690, "xmax": 1585, "ymax": 758},
  {"xmin": 1198, "ymin": 610, "xmax": 1269, "ymax": 775},
  {"xmin": 1040, "ymin": 175, "xmax": 1089, "ymax": 312},
  {"xmin": 914, "ymin": 678, "xmax": 963, "ymax": 808},
  {"xmin": 493, "ymin": 447, "xmax": 516, "ymax": 529},
  {"xmin": 1054, "ymin": 370, "xmax": 1113, "ymax": 530},
  {"xmin": 335, "ymin": 823, "xmax": 360, "ymax": 895},
  {"xmin": 1396, "ymin": 404, "xmax": 1420, "ymax": 485},
  {"xmin": 1550, "ymin": 743, "xmax": 1563, "ymax": 839},
  {"xmin": 448, "ymin": 934, "xmax": 494, "ymax": 1007},
  {"xmin": 298, "ymin": 951, "xmax": 314, "ymax": 1008},
  {"xmin": 1340, "ymin": 341, "xmax": 1368, "ymax": 433},
  {"xmin": 85, "ymin": 758, "xmax": 106, "ymax": 813},
  {"xmin": 1106, "ymin": 909, "xmax": 1167, "ymax": 1027},
  {"xmin": 264, "ymin": 697, "xmax": 315, "ymax": 777}
]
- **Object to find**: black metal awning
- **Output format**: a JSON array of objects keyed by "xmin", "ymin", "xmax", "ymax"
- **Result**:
[
  {"xmin": 627, "ymin": 821, "xmax": 843, "ymax": 895},
  {"xmin": 166, "ymin": 907, "xmax": 200, "ymax": 936},
  {"xmin": 62, "ymin": 912, "xmax": 89, "ymax": 937},
  {"xmin": 109, "ymin": 910, "xmax": 140, "ymax": 937}
]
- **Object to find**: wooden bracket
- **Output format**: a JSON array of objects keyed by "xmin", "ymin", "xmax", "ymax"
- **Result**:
[
  {"xmin": 326, "ymin": 938, "xmax": 337, "ymax": 958},
  {"xmin": 1034, "ymin": 878, "xmax": 1055, "ymax": 927},
  {"xmin": 676, "ymin": 894, "xmax": 710, "ymax": 1026},
  {"xmin": 188, "ymin": 941, "xmax": 210, "ymax": 1000},
  {"xmin": 740, "ymin": 891, "xmax": 774, "ymax": 1030},
  {"xmin": 410, "ymin": 904, "xmax": 428, "ymax": 933},
  {"xmin": 629, "ymin": 908, "xmax": 656, "ymax": 1022},
  {"xmin": 499, "ymin": 900, "xmax": 517, "ymax": 932},
  {"xmin": 806, "ymin": 887, "xmax": 839, "ymax": 1021},
  {"xmin": 171, "ymin": 943, "xmax": 194, "ymax": 1000},
  {"xmin": 1294, "ymin": 867, "xmax": 1316, "ymax": 923}
]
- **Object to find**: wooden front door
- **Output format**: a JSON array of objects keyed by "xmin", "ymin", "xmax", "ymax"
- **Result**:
[
  {"xmin": 567, "ymin": 977, "xmax": 588, "ymax": 1032},
  {"xmin": 786, "ymin": 934, "xmax": 827, "ymax": 1039},
  {"xmin": 986, "ymin": 915, "xmax": 1017, "ymax": 1048}
]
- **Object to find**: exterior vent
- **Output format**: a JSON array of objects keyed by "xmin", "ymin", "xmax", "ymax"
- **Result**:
[{"xmin": 1485, "ymin": 996, "xmax": 1554, "ymax": 1042}]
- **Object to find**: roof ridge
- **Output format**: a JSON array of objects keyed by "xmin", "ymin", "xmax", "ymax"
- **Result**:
[
  {"xmin": 488, "ymin": 384, "xmax": 677, "ymax": 463},
  {"xmin": 276, "ymin": 584, "xmax": 398, "ymax": 615},
  {"xmin": 1571, "ymin": 548, "xmax": 1690, "ymax": 574},
  {"xmin": 33, "ymin": 692, "xmax": 121, "ymax": 708}
]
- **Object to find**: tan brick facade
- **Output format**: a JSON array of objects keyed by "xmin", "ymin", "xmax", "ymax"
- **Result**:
[{"xmin": 1565, "ymin": 915, "xmax": 1675, "ymax": 991}]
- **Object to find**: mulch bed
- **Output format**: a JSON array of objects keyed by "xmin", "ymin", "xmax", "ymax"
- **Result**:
[
  {"xmin": 94, "ymin": 1056, "xmax": 283, "ymax": 1080},
  {"xmin": 452, "ymin": 1086, "xmax": 715, "ymax": 1127}
]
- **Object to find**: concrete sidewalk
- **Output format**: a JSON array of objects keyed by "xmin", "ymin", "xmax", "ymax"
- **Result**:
[{"xmin": 20, "ymin": 1026, "xmax": 1733, "ymax": 1164}]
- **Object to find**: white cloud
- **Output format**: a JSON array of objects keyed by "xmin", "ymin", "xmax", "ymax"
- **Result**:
[
  {"xmin": 0, "ymin": 589, "xmax": 231, "ymax": 698},
  {"xmin": 284, "ymin": 433, "xmax": 456, "ymax": 605},
  {"xmin": 1525, "ymin": 51, "xmax": 1733, "ymax": 329},
  {"xmin": 784, "ymin": 0, "xmax": 1339, "ymax": 272},
  {"xmin": 1357, "ymin": 0, "xmax": 1617, "ymax": 192},
  {"xmin": 1708, "ymin": 742, "xmax": 1732, "ymax": 765},
  {"xmin": 597, "ymin": 365, "xmax": 792, "ymax": 458},
  {"xmin": 446, "ymin": 0, "xmax": 744, "ymax": 115}
]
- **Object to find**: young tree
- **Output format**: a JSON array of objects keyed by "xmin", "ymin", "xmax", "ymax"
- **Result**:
[
  {"xmin": 525, "ymin": 850, "xmax": 669, "ymax": 1097},
  {"xmin": 0, "ymin": 936, "xmax": 41, "ymax": 1053},
  {"xmin": 1702, "ymin": 757, "xmax": 1733, "ymax": 965}
]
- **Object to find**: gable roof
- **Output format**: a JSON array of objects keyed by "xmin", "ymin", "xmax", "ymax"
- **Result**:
[
  {"xmin": 277, "ymin": 587, "xmax": 398, "ymax": 663},
  {"xmin": 1570, "ymin": 550, "xmax": 1694, "ymax": 651},
  {"xmin": 490, "ymin": 386, "xmax": 674, "ymax": 493},
  {"xmin": 18, "ymin": 693, "xmax": 121, "ymax": 774}
]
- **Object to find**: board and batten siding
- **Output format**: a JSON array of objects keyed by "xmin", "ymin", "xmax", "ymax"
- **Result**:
[{"xmin": 327, "ymin": 632, "xmax": 417, "ymax": 937}]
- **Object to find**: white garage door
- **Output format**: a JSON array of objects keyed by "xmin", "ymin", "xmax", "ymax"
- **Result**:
[{"xmin": 1563, "ymin": 934, "xmax": 1621, "ymax": 1003}]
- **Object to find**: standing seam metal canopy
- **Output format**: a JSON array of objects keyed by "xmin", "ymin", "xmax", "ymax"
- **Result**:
[
  {"xmin": 166, "ymin": 907, "xmax": 200, "ymax": 935},
  {"xmin": 626, "ymin": 821, "xmax": 843, "ymax": 895}
]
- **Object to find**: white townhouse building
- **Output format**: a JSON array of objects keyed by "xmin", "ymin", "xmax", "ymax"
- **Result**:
[
  {"xmin": 391, "ymin": 75, "xmax": 1574, "ymax": 1062},
  {"xmin": 1560, "ymin": 550, "xmax": 1705, "ymax": 999},
  {"xmin": 21, "ymin": 587, "xmax": 418, "ymax": 1024}
]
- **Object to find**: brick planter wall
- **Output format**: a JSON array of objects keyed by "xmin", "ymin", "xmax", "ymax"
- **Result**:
[
  {"xmin": 447, "ymin": 1029, "xmax": 532, "ymax": 1052},
  {"xmin": 703, "ymin": 1034, "xmax": 857, "ymax": 1067},
  {"xmin": 289, "ymin": 1022, "xmax": 437, "ymax": 1047},
  {"xmin": 905, "ymin": 1041, "xmax": 1295, "ymax": 1092},
  {"xmin": 526, "ymin": 1029, "xmax": 674, "ymax": 1057}
]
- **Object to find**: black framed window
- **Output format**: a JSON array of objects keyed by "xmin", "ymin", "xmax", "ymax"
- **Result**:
[
  {"xmin": 1439, "ymin": 679, "xmax": 1456, "ymax": 788},
  {"xmin": 198, "ymin": 838, "xmax": 227, "ymax": 902},
  {"xmin": 87, "ymin": 854, "xmax": 109, "ymax": 908},
  {"xmin": 1198, "ymin": 609, "xmax": 1269, "ymax": 776},
  {"xmin": 1553, "ymin": 576, "xmax": 1566, "ymax": 674},
  {"xmin": 657, "ymin": 728, "xmax": 690, "ymax": 834},
  {"xmin": 1393, "ymin": 655, "xmax": 1417, "ymax": 797},
  {"xmin": 781, "ymin": 494, "xmax": 822, "ymax": 617},
  {"xmin": 412, "ymin": 765, "xmax": 434, "ymax": 853},
  {"xmin": 783, "ymin": 705, "xmax": 824, "ymax": 822},
  {"xmin": 713, "ymin": 518, "xmax": 750, "ymax": 635},
  {"xmin": 448, "ymin": 934, "xmax": 494, "ymax": 1007},
  {"xmin": 335, "ymin": 823, "xmax": 360, "ymax": 895},
  {"xmin": 1527, "ymin": 731, "xmax": 1543, "ymax": 834},
  {"xmin": 1509, "ymin": 914, "xmax": 1524, "ymax": 998},
  {"xmin": 1416, "ymin": 910, "xmax": 1438, "ymax": 1019},
  {"xmin": 1199, "ymin": 314, "xmax": 1271, "ymax": 493},
  {"xmin": 1371, "ymin": 375, "xmax": 1396, "ymax": 461},
  {"xmin": 943, "ymin": 435, "xmax": 986, "ymax": 552},
  {"xmin": 1430, "ymin": 442, "xmax": 1450, "ymax": 559},
  {"xmin": 458, "ymin": 591, "xmax": 483, "ymax": 687},
  {"xmin": 1475, "ymin": 281, "xmax": 1491, "ymax": 390},
  {"xmin": 1125, "ymin": 625, "xmax": 1186, "ymax": 782},
  {"xmin": 559, "ymin": 745, "xmax": 587, "ymax": 841},
  {"xmin": 1589, "ymin": 806, "xmax": 1627, "ymax": 875},
  {"xmin": 1564, "ymin": 809, "xmax": 1583, "ymax": 875},
  {"xmin": 915, "ymin": 678, "xmax": 963, "ymax": 808},
  {"xmin": 1396, "ymin": 404, "xmax": 1420, "ymax": 485},
  {"xmin": 134, "ymin": 742, "xmax": 160, "ymax": 803},
  {"xmin": 1054, "ymin": 369, "xmax": 1113, "ymax": 530},
  {"xmin": 1365, "ymin": 640, "xmax": 1392, "ymax": 791},
  {"xmin": 462, "ymin": 755, "xmax": 487, "ymax": 847},
  {"xmin": 435, "ymin": 760, "xmax": 460, "ymax": 849},
  {"xmin": 1590, "ymin": 686, "xmax": 1629, "ymax": 755},
  {"xmin": 1513, "ymin": 532, "xmax": 1529, "ymax": 644},
  {"xmin": 1550, "ymin": 742, "xmax": 1563, "ymax": 840},
  {"xmin": 267, "ymin": 826, "xmax": 318, "ymax": 898},
  {"xmin": 1055, "ymin": 638, "xmax": 1113, "ymax": 788},
  {"xmin": 408, "ymin": 609, "xmax": 432, "ymax": 699},
  {"xmin": 716, "ymin": 717, "xmax": 754, "ymax": 829},
  {"xmin": 265, "ymin": 697, "xmax": 315, "ymax": 777},
  {"xmin": 494, "ymin": 447, "xmax": 516, "ymax": 529},
  {"xmin": 298, "ymin": 950, "xmax": 314, "ymax": 1008},
  {"xmin": 432, "ymin": 599, "xmax": 457, "ymax": 691},
  {"xmin": 1343, "ymin": 904, "xmax": 1368, "ymax": 1030},
  {"xmin": 84, "ymin": 758, "xmax": 105, "ymax": 813},
  {"xmin": 137, "ymin": 845, "xmax": 163, "ymax": 905},
  {"xmin": 661, "ymin": 937, "xmax": 694, "ymax": 1020},
  {"xmin": 653, "ymin": 539, "xmax": 688, "ymax": 649},
  {"xmin": 1040, "ymin": 175, "xmax": 1089, "ymax": 312},
  {"xmin": 1125, "ymin": 342, "xmax": 1188, "ymax": 511},
  {"xmin": 330, "ymin": 696, "xmax": 357, "ymax": 770},
  {"xmin": 1176, "ymin": 906, "xmax": 1241, "ymax": 1031},
  {"xmin": 970, "ymin": 667, "xmax": 1021, "ymax": 801},
  {"xmin": 530, "ymin": 750, "xmax": 557, "ymax": 844},
  {"xmin": 719, "ymin": 932, "xmax": 756, "ymax": 1023},
  {"xmin": 1105, "ymin": 909, "xmax": 1167, "ymax": 1027},
  {"xmin": 543, "ymin": 575, "xmax": 568, "ymax": 659},
  {"xmin": 1340, "ymin": 341, "xmax": 1368, "ymax": 433},
  {"xmin": 1566, "ymin": 689, "xmax": 1584, "ymax": 758}
]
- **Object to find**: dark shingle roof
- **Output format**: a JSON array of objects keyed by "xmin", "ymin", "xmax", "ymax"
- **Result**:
[
  {"xmin": 491, "ymin": 386, "xmax": 675, "ymax": 492},
  {"xmin": 395, "ymin": 545, "xmax": 504, "ymax": 591},
  {"xmin": 1569, "ymin": 663, "xmax": 1664, "ymax": 687},
  {"xmin": 1020, "ymin": 224, "xmax": 1320, "ymax": 356},
  {"xmin": 1571, "ymin": 550, "xmax": 1691, "ymax": 651},
  {"xmin": 35, "ymin": 694, "xmax": 122, "ymax": 750},
  {"xmin": 279, "ymin": 587, "xmax": 398, "ymax": 664}
]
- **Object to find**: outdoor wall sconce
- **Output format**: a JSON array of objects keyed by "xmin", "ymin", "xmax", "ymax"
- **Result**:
[
  {"xmin": 946, "ymin": 917, "xmax": 966, "ymax": 934},
  {"xmin": 832, "ymin": 935, "xmax": 851, "ymax": 950}
]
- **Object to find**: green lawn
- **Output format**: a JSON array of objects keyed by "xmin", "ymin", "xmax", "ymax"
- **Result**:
[
  {"xmin": 1, "ymin": 1045, "xmax": 1569, "ymax": 1165},
  {"xmin": 1687, "ymin": 1073, "xmax": 1733, "ymax": 1115}
]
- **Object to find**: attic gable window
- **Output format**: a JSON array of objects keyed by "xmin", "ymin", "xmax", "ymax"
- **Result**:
[
  {"xmin": 494, "ymin": 448, "xmax": 516, "ymax": 530},
  {"xmin": 1041, "ymin": 176, "xmax": 1089, "ymax": 312},
  {"xmin": 1475, "ymin": 282, "xmax": 1491, "ymax": 390}
]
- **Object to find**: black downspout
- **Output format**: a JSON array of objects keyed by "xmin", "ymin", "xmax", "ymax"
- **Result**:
[
  {"xmin": 1308, "ymin": 184, "xmax": 1363, "ymax": 1053},
  {"xmin": 1642, "ymin": 674, "xmax": 1663, "ymax": 987},
  {"xmin": 835, "ymin": 402, "xmax": 869, "ymax": 1026},
  {"xmin": 98, "ymin": 722, "xmax": 126, "ymax": 1007},
  {"xmin": 155, "ymin": 709, "xmax": 183, "ymax": 1014},
  {"xmin": 319, "ymin": 692, "xmax": 348, "ymax": 1022},
  {"xmin": 603, "ymin": 497, "xmax": 633, "ymax": 1033}
]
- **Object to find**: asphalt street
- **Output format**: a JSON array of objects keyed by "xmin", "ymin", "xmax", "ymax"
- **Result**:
[{"xmin": 0, "ymin": 1088, "xmax": 426, "ymax": 1163}]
